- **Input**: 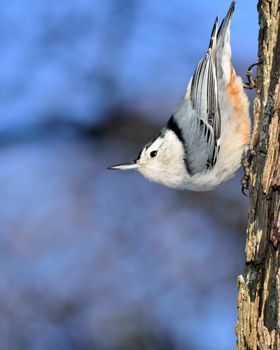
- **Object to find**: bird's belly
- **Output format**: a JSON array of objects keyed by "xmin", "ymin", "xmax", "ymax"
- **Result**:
[{"xmin": 179, "ymin": 143, "xmax": 247, "ymax": 191}]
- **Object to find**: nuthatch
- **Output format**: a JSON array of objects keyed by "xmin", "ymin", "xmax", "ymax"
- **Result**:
[{"xmin": 109, "ymin": 1, "xmax": 250, "ymax": 191}]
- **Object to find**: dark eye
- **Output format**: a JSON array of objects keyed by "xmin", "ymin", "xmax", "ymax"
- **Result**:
[{"xmin": 150, "ymin": 150, "xmax": 158, "ymax": 158}]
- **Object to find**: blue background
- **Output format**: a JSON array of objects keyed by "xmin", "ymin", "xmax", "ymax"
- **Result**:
[{"xmin": 0, "ymin": 1, "xmax": 258, "ymax": 349}]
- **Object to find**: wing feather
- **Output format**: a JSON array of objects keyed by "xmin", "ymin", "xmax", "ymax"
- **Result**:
[
  {"xmin": 169, "ymin": 4, "xmax": 235, "ymax": 175},
  {"xmin": 189, "ymin": 16, "xmax": 221, "ymax": 170}
]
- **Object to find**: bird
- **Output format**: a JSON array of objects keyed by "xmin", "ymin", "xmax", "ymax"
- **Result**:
[{"xmin": 108, "ymin": 1, "xmax": 250, "ymax": 191}]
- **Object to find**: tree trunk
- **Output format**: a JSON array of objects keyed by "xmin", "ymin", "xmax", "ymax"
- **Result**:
[{"xmin": 236, "ymin": 1, "xmax": 280, "ymax": 349}]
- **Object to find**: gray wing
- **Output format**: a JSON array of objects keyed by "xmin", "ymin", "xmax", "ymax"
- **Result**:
[{"xmin": 170, "ymin": 17, "xmax": 221, "ymax": 175}]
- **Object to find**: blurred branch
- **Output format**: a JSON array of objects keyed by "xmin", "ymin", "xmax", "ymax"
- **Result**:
[{"xmin": 0, "ymin": 107, "xmax": 158, "ymax": 148}]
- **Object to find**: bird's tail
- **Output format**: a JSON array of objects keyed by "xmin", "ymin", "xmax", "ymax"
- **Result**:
[{"xmin": 208, "ymin": 16, "xmax": 219, "ymax": 50}]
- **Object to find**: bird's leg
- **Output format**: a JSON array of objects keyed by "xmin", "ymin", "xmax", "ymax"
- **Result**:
[
  {"xmin": 243, "ymin": 62, "xmax": 262, "ymax": 89},
  {"xmin": 241, "ymin": 148, "xmax": 256, "ymax": 196}
]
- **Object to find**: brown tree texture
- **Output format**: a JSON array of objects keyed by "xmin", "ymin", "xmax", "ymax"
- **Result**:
[{"xmin": 236, "ymin": 1, "xmax": 280, "ymax": 349}]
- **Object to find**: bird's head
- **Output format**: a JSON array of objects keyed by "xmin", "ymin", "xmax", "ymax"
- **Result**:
[{"xmin": 109, "ymin": 129, "xmax": 187, "ymax": 188}]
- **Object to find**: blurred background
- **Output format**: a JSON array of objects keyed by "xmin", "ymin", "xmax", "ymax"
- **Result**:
[{"xmin": 0, "ymin": 1, "xmax": 258, "ymax": 349}]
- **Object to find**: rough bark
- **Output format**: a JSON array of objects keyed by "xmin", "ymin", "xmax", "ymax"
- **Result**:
[{"xmin": 236, "ymin": 1, "xmax": 280, "ymax": 349}]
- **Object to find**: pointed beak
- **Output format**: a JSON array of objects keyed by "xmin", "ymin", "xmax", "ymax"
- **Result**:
[{"xmin": 108, "ymin": 161, "xmax": 139, "ymax": 171}]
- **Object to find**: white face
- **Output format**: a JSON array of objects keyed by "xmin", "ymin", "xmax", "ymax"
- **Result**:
[
  {"xmin": 109, "ymin": 129, "xmax": 188, "ymax": 188},
  {"xmin": 135, "ymin": 130, "xmax": 187, "ymax": 188}
]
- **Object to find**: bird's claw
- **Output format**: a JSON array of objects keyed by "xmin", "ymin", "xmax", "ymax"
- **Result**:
[
  {"xmin": 241, "ymin": 149, "xmax": 256, "ymax": 196},
  {"xmin": 241, "ymin": 178, "xmax": 249, "ymax": 196},
  {"xmin": 243, "ymin": 62, "xmax": 262, "ymax": 89}
]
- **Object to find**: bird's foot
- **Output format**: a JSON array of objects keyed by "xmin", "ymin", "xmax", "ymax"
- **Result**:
[
  {"xmin": 243, "ymin": 62, "xmax": 262, "ymax": 89},
  {"xmin": 241, "ymin": 149, "xmax": 256, "ymax": 196}
]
